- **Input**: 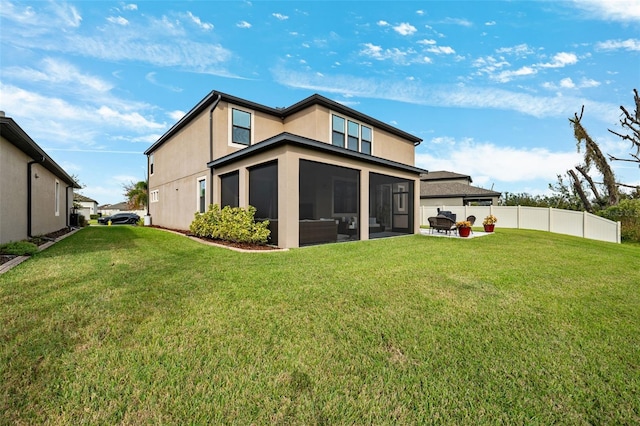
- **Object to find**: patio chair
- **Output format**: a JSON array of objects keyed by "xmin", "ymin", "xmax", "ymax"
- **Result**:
[
  {"xmin": 428, "ymin": 216, "xmax": 457, "ymax": 235},
  {"xmin": 467, "ymin": 215, "xmax": 476, "ymax": 234}
]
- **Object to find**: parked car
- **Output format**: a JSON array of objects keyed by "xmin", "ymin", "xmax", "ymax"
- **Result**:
[{"xmin": 97, "ymin": 212, "xmax": 140, "ymax": 225}]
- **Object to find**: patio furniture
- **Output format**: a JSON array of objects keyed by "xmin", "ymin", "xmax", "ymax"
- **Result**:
[
  {"xmin": 467, "ymin": 215, "xmax": 476, "ymax": 235},
  {"xmin": 428, "ymin": 216, "xmax": 457, "ymax": 235}
]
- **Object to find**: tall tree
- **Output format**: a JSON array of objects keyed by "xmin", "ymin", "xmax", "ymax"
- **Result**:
[
  {"xmin": 123, "ymin": 180, "xmax": 148, "ymax": 210},
  {"xmin": 608, "ymin": 88, "xmax": 640, "ymax": 167},
  {"xmin": 569, "ymin": 106, "xmax": 619, "ymax": 209}
]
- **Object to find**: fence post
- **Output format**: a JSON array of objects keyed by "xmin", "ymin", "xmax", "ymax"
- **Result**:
[
  {"xmin": 549, "ymin": 207, "xmax": 553, "ymax": 232},
  {"xmin": 583, "ymin": 211, "xmax": 587, "ymax": 238},
  {"xmin": 517, "ymin": 205, "xmax": 521, "ymax": 229}
]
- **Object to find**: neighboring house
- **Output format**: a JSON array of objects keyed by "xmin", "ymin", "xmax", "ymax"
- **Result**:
[
  {"xmin": 74, "ymin": 193, "xmax": 98, "ymax": 218},
  {"xmin": 0, "ymin": 112, "xmax": 80, "ymax": 244},
  {"xmin": 144, "ymin": 91, "xmax": 427, "ymax": 248},
  {"xmin": 420, "ymin": 171, "xmax": 501, "ymax": 207},
  {"xmin": 98, "ymin": 202, "xmax": 146, "ymax": 218}
]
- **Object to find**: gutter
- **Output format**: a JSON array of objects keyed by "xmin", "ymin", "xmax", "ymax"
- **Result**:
[
  {"xmin": 208, "ymin": 94, "xmax": 222, "ymax": 204},
  {"xmin": 27, "ymin": 156, "xmax": 45, "ymax": 237}
]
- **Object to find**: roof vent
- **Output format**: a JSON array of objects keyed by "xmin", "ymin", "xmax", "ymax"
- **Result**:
[{"xmin": 0, "ymin": 111, "xmax": 5, "ymax": 117}]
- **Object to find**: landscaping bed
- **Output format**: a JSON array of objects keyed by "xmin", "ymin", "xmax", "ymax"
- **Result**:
[{"xmin": 0, "ymin": 228, "xmax": 74, "ymax": 266}]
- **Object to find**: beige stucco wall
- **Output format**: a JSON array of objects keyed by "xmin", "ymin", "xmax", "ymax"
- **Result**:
[
  {"xmin": 283, "ymin": 104, "xmax": 415, "ymax": 166},
  {"xmin": 30, "ymin": 163, "xmax": 72, "ymax": 236},
  {"xmin": 213, "ymin": 145, "xmax": 420, "ymax": 248},
  {"xmin": 1, "ymin": 138, "xmax": 29, "ymax": 243},
  {"xmin": 147, "ymin": 99, "xmax": 421, "ymax": 241},
  {"xmin": 0, "ymin": 138, "xmax": 71, "ymax": 243}
]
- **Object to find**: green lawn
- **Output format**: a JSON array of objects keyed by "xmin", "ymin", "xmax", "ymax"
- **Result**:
[{"xmin": 1, "ymin": 227, "xmax": 639, "ymax": 424}]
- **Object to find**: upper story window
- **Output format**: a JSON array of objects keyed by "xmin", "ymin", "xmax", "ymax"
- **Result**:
[
  {"xmin": 232, "ymin": 108, "xmax": 251, "ymax": 145},
  {"xmin": 331, "ymin": 113, "xmax": 373, "ymax": 155},
  {"xmin": 149, "ymin": 154, "xmax": 154, "ymax": 175},
  {"xmin": 361, "ymin": 126, "xmax": 372, "ymax": 155},
  {"xmin": 332, "ymin": 115, "xmax": 345, "ymax": 147}
]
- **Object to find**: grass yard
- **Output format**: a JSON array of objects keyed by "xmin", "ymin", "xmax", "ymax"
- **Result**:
[{"xmin": 1, "ymin": 227, "xmax": 639, "ymax": 424}]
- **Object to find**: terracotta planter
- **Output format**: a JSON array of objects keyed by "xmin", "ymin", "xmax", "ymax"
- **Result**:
[
  {"xmin": 458, "ymin": 226, "xmax": 471, "ymax": 237},
  {"xmin": 483, "ymin": 224, "xmax": 495, "ymax": 233}
]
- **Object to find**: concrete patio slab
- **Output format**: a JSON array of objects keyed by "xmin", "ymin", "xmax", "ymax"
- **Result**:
[{"xmin": 420, "ymin": 229, "xmax": 495, "ymax": 239}]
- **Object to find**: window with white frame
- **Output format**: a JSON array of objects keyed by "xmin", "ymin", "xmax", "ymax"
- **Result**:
[
  {"xmin": 230, "ymin": 108, "xmax": 252, "ymax": 146},
  {"xmin": 331, "ymin": 113, "xmax": 373, "ymax": 154},
  {"xmin": 197, "ymin": 177, "xmax": 206, "ymax": 213},
  {"xmin": 149, "ymin": 154, "xmax": 154, "ymax": 175},
  {"xmin": 150, "ymin": 190, "xmax": 159, "ymax": 203},
  {"xmin": 55, "ymin": 180, "xmax": 60, "ymax": 216}
]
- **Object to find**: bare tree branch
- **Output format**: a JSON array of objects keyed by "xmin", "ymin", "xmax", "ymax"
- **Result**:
[{"xmin": 567, "ymin": 169, "xmax": 593, "ymax": 212}]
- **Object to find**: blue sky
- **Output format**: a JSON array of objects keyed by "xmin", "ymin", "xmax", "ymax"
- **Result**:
[{"xmin": 1, "ymin": 0, "xmax": 639, "ymax": 205}]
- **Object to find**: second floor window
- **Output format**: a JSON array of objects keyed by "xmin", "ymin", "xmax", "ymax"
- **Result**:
[
  {"xmin": 332, "ymin": 115, "xmax": 345, "ymax": 147},
  {"xmin": 332, "ymin": 114, "xmax": 373, "ymax": 155},
  {"xmin": 232, "ymin": 109, "xmax": 251, "ymax": 145}
]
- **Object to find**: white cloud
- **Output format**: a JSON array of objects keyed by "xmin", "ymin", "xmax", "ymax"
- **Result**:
[
  {"xmin": 539, "ymin": 52, "xmax": 578, "ymax": 68},
  {"xmin": 270, "ymin": 65, "xmax": 619, "ymax": 123},
  {"xmin": 560, "ymin": 77, "xmax": 575, "ymax": 88},
  {"xmin": 272, "ymin": 13, "xmax": 289, "ymax": 20},
  {"xmin": 186, "ymin": 11, "xmax": 213, "ymax": 30},
  {"xmin": 123, "ymin": 4, "xmax": 138, "ymax": 11},
  {"xmin": 415, "ymin": 140, "xmax": 582, "ymax": 185},
  {"xmin": 57, "ymin": 2, "xmax": 82, "ymax": 28},
  {"xmin": 107, "ymin": 16, "xmax": 129, "ymax": 26},
  {"xmin": 416, "ymin": 10, "xmax": 425, "ymax": 16},
  {"xmin": 426, "ymin": 46, "xmax": 456, "ymax": 55},
  {"xmin": 3, "ymin": 58, "xmax": 114, "ymax": 93},
  {"xmin": 393, "ymin": 22, "xmax": 417, "ymax": 36},
  {"xmin": 485, "ymin": 21, "xmax": 496, "ymax": 26},
  {"xmin": 494, "ymin": 66, "xmax": 537, "ymax": 83},
  {"xmin": 496, "ymin": 43, "xmax": 534, "ymax": 56},
  {"xmin": 417, "ymin": 39, "xmax": 437, "ymax": 45},
  {"xmin": 377, "ymin": 20, "xmax": 389, "ymax": 27},
  {"xmin": 237, "ymin": 20, "xmax": 252, "ymax": 28},
  {"xmin": 571, "ymin": 0, "xmax": 640, "ymax": 22},
  {"xmin": 360, "ymin": 43, "xmax": 423, "ymax": 65},
  {"xmin": 167, "ymin": 109, "xmax": 186, "ymax": 121},
  {"xmin": 439, "ymin": 17, "xmax": 473, "ymax": 27},
  {"xmin": 595, "ymin": 38, "xmax": 640, "ymax": 51},
  {"xmin": 580, "ymin": 78, "xmax": 601, "ymax": 88}
]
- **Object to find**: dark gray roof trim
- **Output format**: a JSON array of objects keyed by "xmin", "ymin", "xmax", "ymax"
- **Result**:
[
  {"xmin": 208, "ymin": 132, "xmax": 428, "ymax": 175},
  {"xmin": 145, "ymin": 90, "xmax": 422, "ymax": 155},
  {"xmin": 1, "ymin": 117, "xmax": 80, "ymax": 188}
]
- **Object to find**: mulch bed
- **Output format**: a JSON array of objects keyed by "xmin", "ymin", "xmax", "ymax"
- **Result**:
[
  {"xmin": 150, "ymin": 225, "xmax": 279, "ymax": 251},
  {"xmin": 0, "ymin": 228, "xmax": 74, "ymax": 266}
]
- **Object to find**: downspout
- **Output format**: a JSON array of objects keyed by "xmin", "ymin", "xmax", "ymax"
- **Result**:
[
  {"xmin": 208, "ymin": 94, "xmax": 222, "ymax": 204},
  {"xmin": 66, "ymin": 185, "xmax": 72, "ymax": 228},
  {"xmin": 27, "ymin": 156, "xmax": 45, "ymax": 237},
  {"xmin": 146, "ymin": 154, "xmax": 150, "ymax": 217}
]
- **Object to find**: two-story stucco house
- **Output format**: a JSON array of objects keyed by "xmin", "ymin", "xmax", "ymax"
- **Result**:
[
  {"xmin": 1, "ymin": 112, "xmax": 80, "ymax": 244},
  {"xmin": 144, "ymin": 91, "xmax": 427, "ymax": 248}
]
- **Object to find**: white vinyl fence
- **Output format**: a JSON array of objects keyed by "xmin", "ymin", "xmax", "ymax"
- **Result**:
[{"xmin": 420, "ymin": 205, "xmax": 621, "ymax": 244}]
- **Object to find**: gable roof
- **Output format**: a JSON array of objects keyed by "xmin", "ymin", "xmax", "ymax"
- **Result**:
[
  {"xmin": 74, "ymin": 193, "xmax": 98, "ymax": 203},
  {"xmin": 208, "ymin": 132, "xmax": 427, "ymax": 175},
  {"xmin": 421, "ymin": 171, "xmax": 472, "ymax": 183},
  {"xmin": 420, "ymin": 181, "xmax": 501, "ymax": 199},
  {"xmin": 0, "ymin": 115, "xmax": 80, "ymax": 188},
  {"xmin": 144, "ymin": 91, "xmax": 422, "ymax": 155}
]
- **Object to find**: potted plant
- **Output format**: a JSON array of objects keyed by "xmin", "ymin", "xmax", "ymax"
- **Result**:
[
  {"xmin": 456, "ymin": 220, "xmax": 472, "ymax": 237},
  {"xmin": 483, "ymin": 214, "xmax": 497, "ymax": 232}
]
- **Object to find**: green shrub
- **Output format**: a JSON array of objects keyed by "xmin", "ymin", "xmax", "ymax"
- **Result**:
[
  {"xmin": 0, "ymin": 241, "xmax": 39, "ymax": 256},
  {"xmin": 78, "ymin": 215, "xmax": 87, "ymax": 227},
  {"xmin": 599, "ymin": 199, "xmax": 640, "ymax": 242},
  {"xmin": 90, "ymin": 214, "xmax": 99, "ymax": 220},
  {"xmin": 190, "ymin": 204, "xmax": 270, "ymax": 245}
]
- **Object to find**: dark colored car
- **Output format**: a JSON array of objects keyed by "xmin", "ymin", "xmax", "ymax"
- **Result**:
[{"xmin": 98, "ymin": 212, "xmax": 140, "ymax": 225}]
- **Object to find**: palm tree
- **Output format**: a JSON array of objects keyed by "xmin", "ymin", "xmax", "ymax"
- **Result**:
[{"xmin": 124, "ymin": 180, "xmax": 148, "ymax": 210}]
